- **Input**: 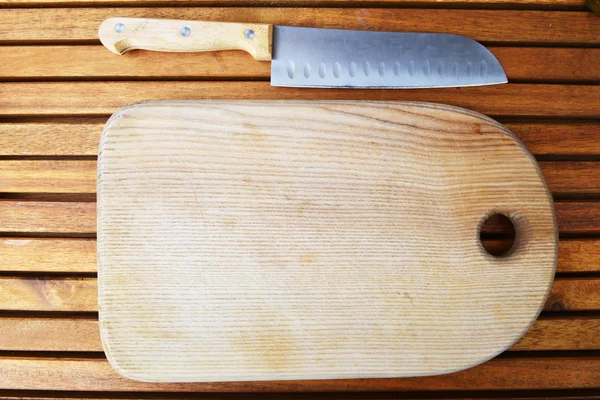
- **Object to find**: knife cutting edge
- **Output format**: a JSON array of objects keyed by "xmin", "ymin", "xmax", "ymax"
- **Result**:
[{"xmin": 98, "ymin": 18, "xmax": 507, "ymax": 89}]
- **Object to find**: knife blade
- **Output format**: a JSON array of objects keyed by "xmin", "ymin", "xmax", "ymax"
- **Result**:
[{"xmin": 99, "ymin": 18, "xmax": 507, "ymax": 89}]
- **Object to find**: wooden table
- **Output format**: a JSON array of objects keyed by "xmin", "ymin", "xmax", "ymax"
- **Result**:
[{"xmin": 1, "ymin": 0, "xmax": 599, "ymax": 398}]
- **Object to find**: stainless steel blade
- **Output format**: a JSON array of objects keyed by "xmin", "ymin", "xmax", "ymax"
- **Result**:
[{"xmin": 271, "ymin": 26, "xmax": 507, "ymax": 88}]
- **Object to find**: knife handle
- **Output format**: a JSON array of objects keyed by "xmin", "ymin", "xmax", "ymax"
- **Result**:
[{"xmin": 98, "ymin": 17, "xmax": 273, "ymax": 61}]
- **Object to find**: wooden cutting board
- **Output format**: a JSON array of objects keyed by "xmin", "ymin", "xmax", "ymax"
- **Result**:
[{"xmin": 97, "ymin": 101, "xmax": 557, "ymax": 383}]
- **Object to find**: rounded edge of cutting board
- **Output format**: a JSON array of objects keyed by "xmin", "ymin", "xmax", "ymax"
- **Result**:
[
  {"xmin": 97, "ymin": 100, "xmax": 558, "ymax": 382},
  {"xmin": 384, "ymin": 101, "xmax": 558, "ymax": 354},
  {"xmin": 408, "ymin": 102, "xmax": 559, "ymax": 367}
]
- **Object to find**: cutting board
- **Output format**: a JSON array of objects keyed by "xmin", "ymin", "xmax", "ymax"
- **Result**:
[{"xmin": 97, "ymin": 101, "xmax": 557, "ymax": 383}]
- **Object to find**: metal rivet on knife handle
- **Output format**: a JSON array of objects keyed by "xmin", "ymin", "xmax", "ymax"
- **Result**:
[
  {"xmin": 245, "ymin": 29, "xmax": 255, "ymax": 39},
  {"xmin": 180, "ymin": 27, "xmax": 191, "ymax": 37},
  {"xmin": 114, "ymin": 23, "xmax": 125, "ymax": 33}
]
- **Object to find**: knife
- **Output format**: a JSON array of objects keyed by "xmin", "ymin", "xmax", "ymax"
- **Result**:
[{"xmin": 98, "ymin": 18, "xmax": 507, "ymax": 89}]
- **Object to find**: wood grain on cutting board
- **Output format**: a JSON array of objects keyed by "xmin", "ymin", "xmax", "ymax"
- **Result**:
[{"xmin": 97, "ymin": 101, "xmax": 556, "ymax": 382}]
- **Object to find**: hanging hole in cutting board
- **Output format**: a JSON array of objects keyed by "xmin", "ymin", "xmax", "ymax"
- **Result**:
[{"xmin": 479, "ymin": 213, "xmax": 516, "ymax": 257}]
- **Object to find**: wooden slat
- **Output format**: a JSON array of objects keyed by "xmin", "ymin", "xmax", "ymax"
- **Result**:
[
  {"xmin": 3, "ymin": 121, "xmax": 600, "ymax": 157},
  {"xmin": 0, "ymin": 397, "xmax": 593, "ymax": 400},
  {"xmin": 0, "ymin": 0, "xmax": 586, "ymax": 8},
  {"xmin": 2, "ymin": 46, "xmax": 599, "ymax": 82},
  {"xmin": 1, "ymin": 83, "xmax": 599, "ymax": 118},
  {"xmin": 0, "ymin": 46, "xmax": 267, "ymax": 79},
  {"xmin": 0, "ymin": 318, "xmax": 101, "ymax": 351},
  {"xmin": 0, "ymin": 278, "xmax": 97, "ymax": 311},
  {"xmin": 0, "ymin": 160, "xmax": 96, "ymax": 194},
  {"xmin": 0, "ymin": 123, "xmax": 100, "ymax": 157},
  {"xmin": 541, "ymin": 162, "xmax": 600, "ymax": 196},
  {"xmin": 0, "ymin": 238, "xmax": 96, "ymax": 273},
  {"xmin": 558, "ymin": 239, "xmax": 600, "ymax": 273},
  {"xmin": 0, "ymin": 356, "xmax": 598, "ymax": 391},
  {"xmin": 490, "ymin": 47, "xmax": 600, "ymax": 82},
  {"xmin": 0, "ymin": 397, "xmax": 592, "ymax": 400},
  {"xmin": 512, "ymin": 317, "xmax": 600, "ymax": 351},
  {"xmin": 1, "ymin": 201, "xmax": 597, "ymax": 234},
  {"xmin": 557, "ymin": 202, "xmax": 600, "ymax": 234},
  {"xmin": 2, "ymin": 160, "xmax": 598, "ymax": 195},
  {"xmin": 0, "ymin": 392, "xmax": 600, "ymax": 400},
  {"xmin": 3, "ymin": 8, "xmax": 598, "ymax": 45},
  {"xmin": 0, "ymin": 277, "xmax": 594, "ymax": 312},
  {"xmin": 2, "ymin": 238, "xmax": 598, "ymax": 274},
  {"xmin": 545, "ymin": 279, "xmax": 600, "ymax": 311},
  {"xmin": 0, "ymin": 201, "xmax": 96, "ymax": 234},
  {"xmin": 505, "ymin": 122, "xmax": 600, "ymax": 156},
  {"xmin": 1, "ymin": 316, "xmax": 597, "ymax": 352}
]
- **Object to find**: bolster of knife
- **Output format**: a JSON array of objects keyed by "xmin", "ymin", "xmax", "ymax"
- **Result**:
[{"xmin": 98, "ymin": 17, "xmax": 273, "ymax": 61}]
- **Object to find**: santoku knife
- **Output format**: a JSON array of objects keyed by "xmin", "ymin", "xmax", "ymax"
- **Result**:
[{"xmin": 99, "ymin": 18, "xmax": 507, "ymax": 89}]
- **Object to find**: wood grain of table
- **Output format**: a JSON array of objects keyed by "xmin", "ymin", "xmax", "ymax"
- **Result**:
[{"xmin": 1, "ymin": 0, "xmax": 599, "ymax": 398}]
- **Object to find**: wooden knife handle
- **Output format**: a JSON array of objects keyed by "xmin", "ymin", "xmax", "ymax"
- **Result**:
[{"xmin": 98, "ymin": 17, "xmax": 273, "ymax": 61}]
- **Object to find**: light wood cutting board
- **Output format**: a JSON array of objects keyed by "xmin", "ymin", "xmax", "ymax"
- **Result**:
[{"xmin": 97, "ymin": 101, "xmax": 557, "ymax": 383}]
